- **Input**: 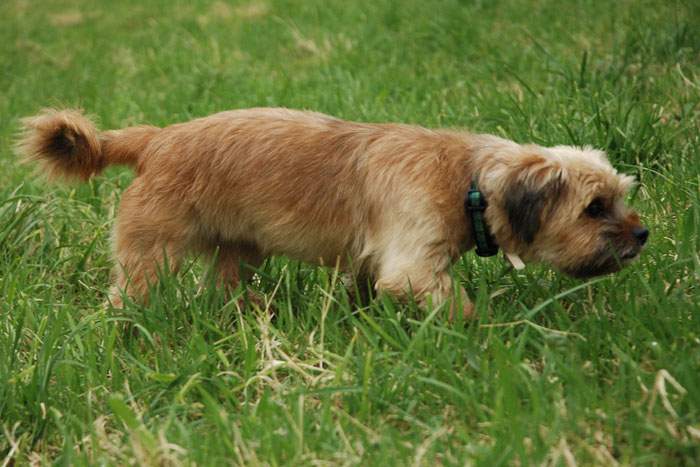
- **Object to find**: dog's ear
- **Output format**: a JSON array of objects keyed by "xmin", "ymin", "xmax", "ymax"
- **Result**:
[
  {"xmin": 504, "ymin": 159, "xmax": 565, "ymax": 244},
  {"xmin": 505, "ymin": 181, "xmax": 546, "ymax": 243}
]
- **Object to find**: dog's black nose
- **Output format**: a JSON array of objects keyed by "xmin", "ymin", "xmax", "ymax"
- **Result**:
[{"xmin": 633, "ymin": 226, "xmax": 649, "ymax": 246}]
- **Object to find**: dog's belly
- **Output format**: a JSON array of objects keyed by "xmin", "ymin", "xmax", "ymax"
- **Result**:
[
  {"xmin": 206, "ymin": 210, "xmax": 360, "ymax": 268},
  {"xmin": 257, "ymin": 231, "xmax": 356, "ymax": 268},
  {"xmin": 190, "ymin": 185, "xmax": 363, "ymax": 269}
]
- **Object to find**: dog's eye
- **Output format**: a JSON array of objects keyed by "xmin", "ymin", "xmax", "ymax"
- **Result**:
[{"xmin": 585, "ymin": 198, "xmax": 606, "ymax": 218}]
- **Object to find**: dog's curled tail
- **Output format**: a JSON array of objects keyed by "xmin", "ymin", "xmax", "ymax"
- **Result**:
[{"xmin": 17, "ymin": 108, "xmax": 159, "ymax": 181}]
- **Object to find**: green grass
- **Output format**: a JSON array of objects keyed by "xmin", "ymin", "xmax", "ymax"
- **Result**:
[{"xmin": 2, "ymin": 0, "xmax": 699, "ymax": 464}]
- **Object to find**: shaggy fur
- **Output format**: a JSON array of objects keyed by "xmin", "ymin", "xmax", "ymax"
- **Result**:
[{"xmin": 17, "ymin": 108, "xmax": 648, "ymax": 315}]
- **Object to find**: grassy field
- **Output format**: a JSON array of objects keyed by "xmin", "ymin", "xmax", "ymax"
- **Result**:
[{"xmin": 1, "ymin": 0, "xmax": 699, "ymax": 464}]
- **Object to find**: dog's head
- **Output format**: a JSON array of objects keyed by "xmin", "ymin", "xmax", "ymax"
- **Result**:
[{"xmin": 482, "ymin": 145, "xmax": 647, "ymax": 278}]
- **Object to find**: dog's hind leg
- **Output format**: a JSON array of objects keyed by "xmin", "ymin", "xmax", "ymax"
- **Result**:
[
  {"xmin": 200, "ymin": 241, "xmax": 266, "ymax": 307},
  {"xmin": 207, "ymin": 242, "xmax": 263, "ymax": 289},
  {"xmin": 108, "ymin": 183, "xmax": 193, "ymax": 307}
]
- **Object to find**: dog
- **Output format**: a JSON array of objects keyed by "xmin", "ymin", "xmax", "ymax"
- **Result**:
[{"xmin": 17, "ymin": 108, "xmax": 648, "ymax": 316}]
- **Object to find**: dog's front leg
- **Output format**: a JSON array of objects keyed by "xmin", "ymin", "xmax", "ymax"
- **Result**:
[{"xmin": 374, "ymin": 262, "xmax": 474, "ymax": 319}]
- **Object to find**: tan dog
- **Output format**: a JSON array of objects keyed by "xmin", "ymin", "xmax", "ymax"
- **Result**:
[{"xmin": 18, "ymin": 108, "xmax": 648, "ymax": 315}]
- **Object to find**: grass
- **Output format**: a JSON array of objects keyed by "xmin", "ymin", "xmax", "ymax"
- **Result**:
[{"xmin": 1, "ymin": 0, "xmax": 699, "ymax": 464}]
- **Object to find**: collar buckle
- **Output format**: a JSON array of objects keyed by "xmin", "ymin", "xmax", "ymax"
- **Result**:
[{"xmin": 466, "ymin": 189, "xmax": 487, "ymax": 212}]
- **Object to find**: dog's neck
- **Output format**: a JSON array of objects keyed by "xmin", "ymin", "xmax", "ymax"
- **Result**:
[{"xmin": 465, "ymin": 180, "xmax": 526, "ymax": 270}]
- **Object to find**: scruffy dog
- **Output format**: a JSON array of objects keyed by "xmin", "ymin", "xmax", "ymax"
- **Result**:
[{"xmin": 18, "ymin": 108, "xmax": 648, "ymax": 316}]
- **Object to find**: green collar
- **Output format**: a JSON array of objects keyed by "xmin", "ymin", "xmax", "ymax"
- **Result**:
[{"xmin": 466, "ymin": 180, "xmax": 499, "ymax": 257}]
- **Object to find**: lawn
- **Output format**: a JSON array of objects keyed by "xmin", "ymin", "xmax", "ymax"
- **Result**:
[{"xmin": 1, "ymin": 0, "xmax": 699, "ymax": 464}]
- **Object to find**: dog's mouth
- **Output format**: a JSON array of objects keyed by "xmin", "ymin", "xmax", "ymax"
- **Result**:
[
  {"xmin": 563, "ymin": 245, "xmax": 641, "ymax": 279},
  {"xmin": 619, "ymin": 250, "xmax": 639, "ymax": 260},
  {"xmin": 564, "ymin": 259, "xmax": 622, "ymax": 279}
]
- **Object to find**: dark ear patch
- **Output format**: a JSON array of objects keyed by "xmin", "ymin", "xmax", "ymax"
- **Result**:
[
  {"xmin": 505, "ymin": 178, "xmax": 564, "ymax": 243},
  {"xmin": 505, "ymin": 182, "xmax": 544, "ymax": 243}
]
